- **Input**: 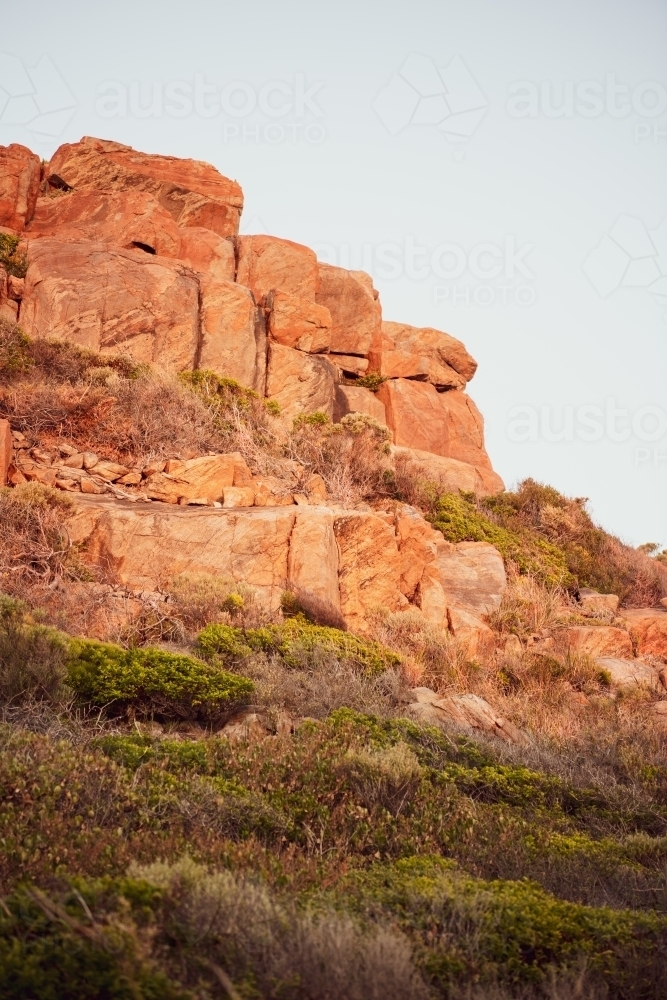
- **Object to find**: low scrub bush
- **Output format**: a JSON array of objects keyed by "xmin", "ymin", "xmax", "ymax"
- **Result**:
[
  {"xmin": 0, "ymin": 483, "xmax": 74, "ymax": 586},
  {"xmin": 0, "ymin": 233, "xmax": 27, "ymax": 278},
  {"xmin": 66, "ymin": 638, "xmax": 253, "ymax": 721},
  {"xmin": 196, "ymin": 616, "xmax": 401, "ymax": 676},
  {"xmin": 0, "ymin": 595, "xmax": 70, "ymax": 705}
]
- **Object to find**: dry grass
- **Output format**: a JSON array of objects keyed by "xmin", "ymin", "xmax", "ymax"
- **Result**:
[{"xmin": 488, "ymin": 570, "xmax": 571, "ymax": 639}]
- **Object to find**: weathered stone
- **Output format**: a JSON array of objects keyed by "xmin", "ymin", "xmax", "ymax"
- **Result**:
[
  {"xmin": 579, "ymin": 589, "xmax": 620, "ymax": 616},
  {"xmin": 67, "ymin": 496, "xmax": 296, "ymax": 606},
  {"xmin": 378, "ymin": 380, "xmax": 497, "ymax": 472},
  {"xmin": 20, "ymin": 238, "xmax": 199, "ymax": 369},
  {"xmin": 229, "ymin": 452, "xmax": 253, "ymax": 487},
  {"xmin": 222, "ymin": 486, "xmax": 255, "ymax": 508},
  {"xmin": 407, "ymin": 688, "xmax": 522, "ymax": 743},
  {"xmin": 305, "ymin": 473, "xmax": 327, "ymax": 502},
  {"xmin": 558, "ymin": 626, "xmax": 633, "ymax": 659},
  {"xmin": 0, "ymin": 266, "xmax": 18, "ymax": 323},
  {"xmin": 27, "ymin": 189, "xmax": 182, "ymax": 257},
  {"xmin": 197, "ymin": 279, "xmax": 264, "ymax": 391},
  {"xmin": 623, "ymin": 609, "xmax": 667, "ymax": 660},
  {"xmin": 7, "ymin": 275, "xmax": 23, "ymax": 300},
  {"xmin": 80, "ymin": 478, "xmax": 106, "ymax": 495},
  {"xmin": 287, "ymin": 508, "xmax": 341, "ymax": 615},
  {"xmin": 333, "ymin": 511, "xmax": 407, "ymax": 631},
  {"xmin": 265, "ymin": 343, "xmax": 336, "ymax": 423},
  {"xmin": 236, "ymin": 235, "xmax": 318, "ymax": 301},
  {"xmin": 146, "ymin": 454, "xmax": 236, "ymax": 503},
  {"xmin": 394, "ymin": 505, "xmax": 446, "ymax": 624},
  {"xmin": 176, "ymin": 227, "xmax": 235, "ymax": 281},
  {"xmin": 382, "ymin": 321, "xmax": 477, "ymax": 384},
  {"xmin": 392, "ymin": 446, "xmax": 504, "ymax": 496},
  {"xmin": 0, "ymin": 419, "xmax": 11, "ymax": 486},
  {"xmin": 315, "ymin": 264, "xmax": 381, "ymax": 355},
  {"xmin": 367, "ymin": 347, "xmax": 465, "ymax": 389},
  {"xmin": 0, "ymin": 143, "xmax": 41, "ymax": 230},
  {"xmin": 333, "ymin": 385, "xmax": 387, "ymax": 426},
  {"xmin": 596, "ymin": 656, "xmax": 662, "ymax": 691},
  {"xmin": 90, "ymin": 460, "xmax": 129, "ymax": 481},
  {"xmin": 437, "ymin": 540, "xmax": 506, "ymax": 615},
  {"xmin": 47, "ymin": 137, "xmax": 243, "ymax": 237},
  {"xmin": 252, "ymin": 476, "xmax": 295, "ymax": 507},
  {"xmin": 446, "ymin": 605, "xmax": 497, "ymax": 659},
  {"xmin": 266, "ymin": 290, "xmax": 331, "ymax": 353},
  {"xmin": 329, "ymin": 355, "xmax": 369, "ymax": 375}
]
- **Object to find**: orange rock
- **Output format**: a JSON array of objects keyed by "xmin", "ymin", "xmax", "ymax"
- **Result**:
[
  {"xmin": 177, "ymin": 227, "xmax": 235, "ymax": 281},
  {"xmin": 27, "ymin": 189, "xmax": 182, "ymax": 257},
  {"xmin": 329, "ymin": 355, "xmax": 369, "ymax": 375},
  {"xmin": 408, "ymin": 689, "xmax": 523, "ymax": 742},
  {"xmin": 595, "ymin": 656, "xmax": 661, "ymax": 690},
  {"xmin": 252, "ymin": 476, "xmax": 295, "ymax": 507},
  {"xmin": 266, "ymin": 289, "xmax": 331, "ymax": 352},
  {"xmin": 558, "ymin": 626, "xmax": 633, "ymax": 659},
  {"xmin": 437, "ymin": 540, "xmax": 507, "ymax": 615},
  {"xmin": 197, "ymin": 279, "xmax": 264, "ymax": 391},
  {"xmin": 287, "ymin": 508, "xmax": 341, "ymax": 614},
  {"xmin": 20, "ymin": 238, "xmax": 199, "ymax": 370},
  {"xmin": 367, "ymin": 347, "xmax": 465, "ymax": 389},
  {"xmin": 265, "ymin": 343, "xmax": 337, "ymax": 423},
  {"xmin": 236, "ymin": 235, "xmax": 318, "ymax": 302},
  {"xmin": 447, "ymin": 606, "xmax": 497, "ymax": 660},
  {"xmin": 392, "ymin": 446, "xmax": 504, "ymax": 496},
  {"xmin": 333, "ymin": 385, "xmax": 386, "ymax": 426},
  {"xmin": 46, "ymin": 137, "xmax": 243, "ymax": 237},
  {"xmin": 333, "ymin": 510, "xmax": 407, "ymax": 631},
  {"xmin": 0, "ymin": 266, "xmax": 18, "ymax": 323},
  {"xmin": 382, "ymin": 321, "xmax": 477, "ymax": 384},
  {"xmin": 229, "ymin": 452, "xmax": 253, "ymax": 487},
  {"xmin": 222, "ymin": 486, "xmax": 255, "ymax": 508},
  {"xmin": 0, "ymin": 419, "xmax": 11, "ymax": 486},
  {"xmin": 0, "ymin": 143, "xmax": 41, "ymax": 230},
  {"xmin": 315, "ymin": 264, "xmax": 381, "ymax": 355},
  {"xmin": 377, "ymin": 379, "xmax": 496, "ymax": 471},
  {"xmin": 623, "ymin": 609, "xmax": 667, "ymax": 660},
  {"xmin": 393, "ymin": 505, "xmax": 447, "ymax": 624},
  {"xmin": 146, "ymin": 454, "xmax": 236, "ymax": 503}
]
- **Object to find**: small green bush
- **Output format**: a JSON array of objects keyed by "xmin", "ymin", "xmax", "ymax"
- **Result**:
[
  {"xmin": 0, "ymin": 595, "xmax": 70, "ymax": 704},
  {"xmin": 293, "ymin": 410, "xmax": 330, "ymax": 428},
  {"xmin": 0, "ymin": 233, "xmax": 27, "ymax": 278},
  {"xmin": 66, "ymin": 639, "xmax": 254, "ymax": 720},
  {"xmin": 197, "ymin": 617, "xmax": 401, "ymax": 676}
]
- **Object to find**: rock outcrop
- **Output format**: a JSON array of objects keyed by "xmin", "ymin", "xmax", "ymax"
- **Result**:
[{"xmin": 2, "ymin": 136, "xmax": 503, "ymax": 496}]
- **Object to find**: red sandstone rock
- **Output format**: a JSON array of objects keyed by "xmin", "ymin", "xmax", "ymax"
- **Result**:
[
  {"xmin": 265, "ymin": 342, "xmax": 337, "ymax": 423},
  {"xmin": 266, "ymin": 289, "xmax": 331, "ymax": 352},
  {"xmin": 558, "ymin": 626, "xmax": 634, "ymax": 659},
  {"xmin": 391, "ymin": 446, "xmax": 504, "ymax": 496},
  {"xmin": 333, "ymin": 385, "xmax": 387, "ymax": 425},
  {"xmin": 20, "ymin": 237, "xmax": 199, "ymax": 370},
  {"xmin": 27, "ymin": 189, "xmax": 182, "ymax": 257},
  {"xmin": 0, "ymin": 419, "xmax": 11, "ymax": 486},
  {"xmin": 367, "ymin": 347, "xmax": 465, "ymax": 389},
  {"xmin": 382, "ymin": 321, "xmax": 477, "ymax": 383},
  {"xmin": 315, "ymin": 264, "xmax": 381, "ymax": 355},
  {"xmin": 377, "ymin": 379, "xmax": 495, "ymax": 470},
  {"xmin": 236, "ymin": 235, "xmax": 318, "ymax": 302},
  {"xmin": 46, "ymin": 137, "xmax": 243, "ymax": 237},
  {"xmin": 0, "ymin": 144, "xmax": 41, "ymax": 230},
  {"xmin": 623, "ymin": 609, "xmax": 667, "ymax": 660},
  {"xmin": 177, "ymin": 227, "xmax": 235, "ymax": 282}
]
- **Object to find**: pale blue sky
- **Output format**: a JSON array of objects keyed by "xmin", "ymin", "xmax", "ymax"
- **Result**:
[{"xmin": 2, "ymin": 0, "xmax": 666, "ymax": 547}]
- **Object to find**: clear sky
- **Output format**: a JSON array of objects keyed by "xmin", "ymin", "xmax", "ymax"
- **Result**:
[{"xmin": 2, "ymin": 0, "xmax": 666, "ymax": 548}]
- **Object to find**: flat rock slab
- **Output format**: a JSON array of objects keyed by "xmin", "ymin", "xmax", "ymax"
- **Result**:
[
  {"xmin": 407, "ymin": 688, "xmax": 524, "ymax": 743},
  {"xmin": 596, "ymin": 657, "xmax": 662, "ymax": 691}
]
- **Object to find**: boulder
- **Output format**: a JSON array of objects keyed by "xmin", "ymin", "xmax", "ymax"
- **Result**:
[
  {"xmin": 329, "ymin": 355, "xmax": 369, "ymax": 375},
  {"xmin": 27, "ymin": 189, "xmax": 182, "ymax": 257},
  {"xmin": 265, "ymin": 342, "xmax": 336, "ymax": 423},
  {"xmin": 252, "ymin": 476, "xmax": 296, "ymax": 507},
  {"xmin": 67, "ymin": 495, "xmax": 297, "ymax": 606},
  {"xmin": 236, "ymin": 235, "xmax": 318, "ymax": 301},
  {"xmin": 377, "ymin": 380, "xmax": 496, "ymax": 471},
  {"xmin": 394, "ymin": 505, "xmax": 446, "ymax": 624},
  {"xmin": 20, "ymin": 238, "xmax": 199, "ymax": 370},
  {"xmin": 623, "ymin": 609, "xmax": 667, "ymax": 660},
  {"xmin": 558, "ymin": 626, "xmax": 633, "ymax": 659},
  {"xmin": 333, "ymin": 510, "xmax": 408, "ymax": 631},
  {"xmin": 596, "ymin": 656, "xmax": 662, "ymax": 691},
  {"xmin": 222, "ymin": 486, "xmax": 255, "ymax": 508},
  {"xmin": 145, "ymin": 454, "xmax": 236, "ymax": 504},
  {"xmin": 367, "ymin": 347, "xmax": 465, "ymax": 389},
  {"xmin": 46, "ymin": 137, "xmax": 243, "ymax": 237},
  {"xmin": 437, "ymin": 540, "xmax": 507, "ymax": 615},
  {"xmin": 0, "ymin": 419, "xmax": 11, "ymax": 486},
  {"xmin": 266, "ymin": 289, "xmax": 331, "ymax": 352},
  {"xmin": 333, "ymin": 385, "xmax": 387, "ymax": 426},
  {"xmin": 382, "ymin": 321, "xmax": 477, "ymax": 384},
  {"xmin": 196, "ymin": 279, "xmax": 265, "ymax": 391},
  {"xmin": 0, "ymin": 143, "xmax": 41, "ymax": 230},
  {"xmin": 287, "ymin": 508, "xmax": 341, "ymax": 615},
  {"xmin": 315, "ymin": 264, "xmax": 381, "ymax": 355},
  {"xmin": 578, "ymin": 588, "xmax": 620, "ymax": 616},
  {"xmin": 391, "ymin": 446, "xmax": 504, "ymax": 496},
  {"xmin": 406, "ymin": 688, "xmax": 523, "ymax": 743},
  {"xmin": 446, "ymin": 605, "xmax": 496, "ymax": 659},
  {"xmin": 176, "ymin": 227, "xmax": 235, "ymax": 281}
]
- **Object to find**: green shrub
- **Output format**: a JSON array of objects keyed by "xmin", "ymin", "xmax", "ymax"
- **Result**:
[
  {"xmin": 353, "ymin": 372, "xmax": 386, "ymax": 391},
  {"xmin": 197, "ymin": 616, "xmax": 401, "ymax": 676},
  {"xmin": 66, "ymin": 639, "xmax": 253, "ymax": 720},
  {"xmin": 0, "ymin": 595, "xmax": 70, "ymax": 705},
  {"xmin": 293, "ymin": 410, "xmax": 330, "ymax": 428},
  {"xmin": 0, "ymin": 233, "xmax": 27, "ymax": 278}
]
